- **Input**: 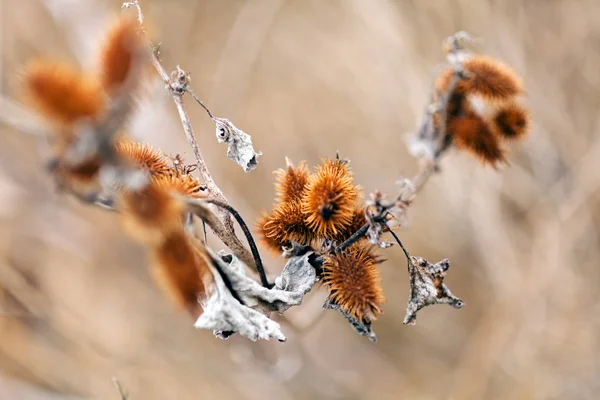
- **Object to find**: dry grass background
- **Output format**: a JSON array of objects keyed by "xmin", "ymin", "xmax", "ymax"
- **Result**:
[{"xmin": 1, "ymin": 0, "xmax": 600, "ymax": 399}]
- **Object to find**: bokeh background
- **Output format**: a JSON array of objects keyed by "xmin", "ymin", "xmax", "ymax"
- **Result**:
[{"xmin": 1, "ymin": 0, "xmax": 600, "ymax": 399}]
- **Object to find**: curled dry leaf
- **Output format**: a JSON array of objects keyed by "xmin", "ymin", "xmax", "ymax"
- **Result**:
[
  {"xmin": 194, "ymin": 251, "xmax": 286, "ymax": 342},
  {"xmin": 403, "ymin": 256, "xmax": 463, "ymax": 325},
  {"xmin": 213, "ymin": 117, "xmax": 262, "ymax": 172}
]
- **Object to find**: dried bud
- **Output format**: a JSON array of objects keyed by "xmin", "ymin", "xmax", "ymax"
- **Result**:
[
  {"xmin": 301, "ymin": 159, "xmax": 358, "ymax": 237},
  {"xmin": 448, "ymin": 109, "xmax": 506, "ymax": 166},
  {"xmin": 23, "ymin": 61, "xmax": 104, "ymax": 127},
  {"xmin": 261, "ymin": 200, "xmax": 315, "ymax": 248},
  {"xmin": 322, "ymin": 244, "xmax": 385, "ymax": 324},
  {"xmin": 115, "ymin": 139, "xmax": 171, "ymax": 176},
  {"xmin": 274, "ymin": 158, "xmax": 310, "ymax": 203},
  {"xmin": 493, "ymin": 103, "xmax": 531, "ymax": 141},
  {"xmin": 149, "ymin": 230, "xmax": 211, "ymax": 318},
  {"xmin": 98, "ymin": 16, "xmax": 143, "ymax": 93}
]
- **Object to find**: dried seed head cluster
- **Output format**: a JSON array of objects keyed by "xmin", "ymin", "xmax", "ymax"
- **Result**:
[
  {"xmin": 322, "ymin": 244, "xmax": 385, "ymax": 323},
  {"xmin": 23, "ymin": 16, "xmax": 144, "ymax": 191},
  {"xmin": 116, "ymin": 139, "xmax": 171, "ymax": 175},
  {"xmin": 262, "ymin": 200, "xmax": 315, "ymax": 249},
  {"xmin": 435, "ymin": 54, "xmax": 530, "ymax": 166}
]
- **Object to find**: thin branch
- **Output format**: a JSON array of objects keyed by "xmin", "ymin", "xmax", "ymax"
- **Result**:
[
  {"xmin": 112, "ymin": 377, "xmax": 129, "ymax": 400},
  {"xmin": 388, "ymin": 228, "xmax": 411, "ymax": 262},
  {"xmin": 187, "ymin": 88, "xmax": 214, "ymax": 119}
]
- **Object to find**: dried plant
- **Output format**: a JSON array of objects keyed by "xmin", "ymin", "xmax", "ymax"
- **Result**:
[{"xmin": 1, "ymin": 2, "xmax": 532, "ymax": 345}]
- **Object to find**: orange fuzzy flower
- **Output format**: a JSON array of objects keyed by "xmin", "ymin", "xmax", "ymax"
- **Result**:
[
  {"xmin": 448, "ymin": 110, "xmax": 505, "ymax": 166},
  {"xmin": 262, "ymin": 200, "xmax": 315, "ymax": 247},
  {"xmin": 493, "ymin": 103, "xmax": 530, "ymax": 141},
  {"xmin": 149, "ymin": 230, "xmax": 211, "ymax": 318},
  {"xmin": 116, "ymin": 139, "xmax": 171, "ymax": 176},
  {"xmin": 274, "ymin": 159, "xmax": 310, "ymax": 203},
  {"xmin": 301, "ymin": 159, "xmax": 358, "ymax": 237},
  {"xmin": 120, "ymin": 181, "xmax": 185, "ymax": 245},
  {"xmin": 98, "ymin": 16, "xmax": 143, "ymax": 92},
  {"xmin": 23, "ymin": 61, "xmax": 104, "ymax": 126},
  {"xmin": 322, "ymin": 244, "xmax": 385, "ymax": 323}
]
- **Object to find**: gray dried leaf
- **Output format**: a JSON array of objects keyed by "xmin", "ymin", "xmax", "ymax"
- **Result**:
[
  {"xmin": 215, "ymin": 250, "xmax": 315, "ymax": 314},
  {"xmin": 403, "ymin": 256, "xmax": 463, "ymax": 325},
  {"xmin": 323, "ymin": 298, "xmax": 377, "ymax": 343},
  {"xmin": 213, "ymin": 117, "xmax": 262, "ymax": 172},
  {"xmin": 194, "ymin": 252, "xmax": 286, "ymax": 342}
]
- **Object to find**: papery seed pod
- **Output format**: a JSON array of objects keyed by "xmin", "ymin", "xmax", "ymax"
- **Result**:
[
  {"xmin": 115, "ymin": 139, "xmax": 171, "ymax": 176},
  {"xmin": 493, "ymin": 103, "xmax": 531, "ymax": 141},
  {"xmin": 23, "ymin": 61, "xmax": 104, "ymax": 126},
  {"xmin": 274, "ymin": 158, "xmax": 310, "ymax": 203},
  {"xmin": 120, "ymin": 181, "xmax": 184, "ymax": 245},
  {"xmin": 262, "ymin": 200, "xmax": 315, "ymax": 247},
  {"xmin": 98, "ymin": 16, "xmax": 143, "ymax": 93},
  {"xmin": 448, "ymin": 110, "xmax": 506, "ymax": 166},
  {"xmin": 149, "ymin": 230, "xmax": 211, "ymax": 318},
  {"xmin": 322, "ymin": 243, "xmax": 385, "ymax": 323},
  {"xmin": 302, "ymin": 159, "xmax": 358, "ymax": 237},
  {"xmin": 152, "ymin": 171, "xmax": 204, "ymax": 198}
]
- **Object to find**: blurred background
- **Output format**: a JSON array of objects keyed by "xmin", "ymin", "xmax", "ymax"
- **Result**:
[{"xmin": 1, "ymin": 0, "xmax": 600, "ymax": 399}]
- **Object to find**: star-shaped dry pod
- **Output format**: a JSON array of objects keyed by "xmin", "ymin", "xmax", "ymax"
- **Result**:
[{"xmin": 403, "ymin": 256, "xmax": 463, "ymax": 325}]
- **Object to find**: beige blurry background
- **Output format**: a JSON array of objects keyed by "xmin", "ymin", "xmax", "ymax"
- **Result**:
[{"xmin": 1, "ymin": 0, "xmax": 600, "ymax": 399}]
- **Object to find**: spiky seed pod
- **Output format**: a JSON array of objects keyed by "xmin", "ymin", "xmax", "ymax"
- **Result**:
[
  {"xmin": 302, "ymin": 159, "xmax": 358, "ymax": 237},
  {"xmin": 274, "ymin": 159, "xmax": 310, "ymax": 203},
  {"xmin": 262, "ymin": 200, "xmax": 315, "ymax": 247},
  {"xmin": 98, "ymin": 16, "xmax": 142, "ymax": 92},
  {"xmin": 436, "ymin": 56, "xmax": 523, "ymax": 105},
  {"xmin": 322, "ymin": 243, "xmax": 386, "ymax": 323},
  {"xmin": 448, "ymin": 110, "xmax": 506, "ymax": 166},
  {"xmin": 149, "ymin": 230, "xmax": 211, "ymax": 318},
  {"xmin": 23, "ymin": 61, "xmax": 104, "ymax": 126},
  {"xmin": 120, "ymin": 181, "xmax": 184, "ymax": 246},
  {"xmin": 115, "ymin": 139, "xmax": 172, "ymax": 176},
  {"xmin": 493, "ymin": 103, "xmax": 530, "ymax": 141},
  {"xmin": 256, "ymin": 212, "xmax": 286, "ymax": 254},
  {"xmin": 152, "ymin": 171, "xmax": 204, "ymax": 198},
  {"xmin": 51, "ymin": 157, "xmax": 103, "ymax": 194},
  {"xmin": 334, "ymin": 206, "xmax": 367, "ymax": 244}
]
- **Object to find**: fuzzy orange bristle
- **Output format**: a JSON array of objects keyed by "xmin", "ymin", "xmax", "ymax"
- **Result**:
[
  {"xmin": 322, "ymin": 243, "xmax": 385, "ymax": 323},
  {"xmin": 98, "ymin": 17, "xmax": 142, "ymax": 92},
  {"xmin": 461, "ymin": 56, "xmax": 523, "ymax": 102},
  {"xmin": 435, "ymin": 56, "xmax": 522, "ymax": 105},
  {"xmin": 334, "ymin": 206, "xmax": 367, "ymax": 244},
  {"xmin": 274, "ymin": 159, "xmax": 310, "ymax": 203},
  {"xmin": 120, "ymin": 181, "xmax": 184, "ymax": 245},
  {"xmin": 116, "ymin": 139, "xmax": 171, "ymax": 176},
  {"xmin": 24, "ymin": 61, "xmax": 104, "ymax": 125},
  {"xmin": 152, "ymin": 171, "xmax": 204, "ymax": 198},
  {"xmin": 448, "ymin": 111, "xmax": 506, "ymax": 166},
  {"xmin": 262, "ymin": 200, "xmax": 315, "ymax": 247},
  {"xmin": 493, "ymin": 103, "xmax": 530, "ymax": 141},
  {"xmin": 149, "ymin": 230, "xmax": 211, "ymax": 318},
  {"xmin": 301, "ymin": 159, "xmax": 358, "ymax": 237},
  {"xmin": 256, "ymin": 212, "xmax": 286, "ymax": 254}
]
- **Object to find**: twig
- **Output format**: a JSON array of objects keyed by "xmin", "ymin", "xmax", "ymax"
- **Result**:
[
  {"xmin": 122, "ymin": 0, "xmax": 257, "ymax": 270},
  {"xmin": 112, "ymin": 377, "xmax": 129, "ymax": 400},
  {"xmin": 187, "ymin": 88, "xmax": 215, "ymax": 119}
]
